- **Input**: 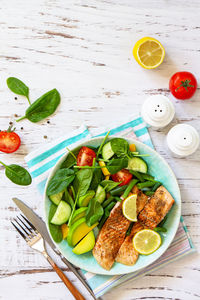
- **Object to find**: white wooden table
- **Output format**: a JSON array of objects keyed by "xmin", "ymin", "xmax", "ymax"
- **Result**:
[{"xmin": 0, "ymin": 1, "xmax": 200, "ymax": 299}]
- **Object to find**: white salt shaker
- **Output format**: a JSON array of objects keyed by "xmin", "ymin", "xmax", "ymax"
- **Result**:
[
  {"xmin": 167, "ymin": 124, "xmax": 199, "ymax": 158},
  {"xmin": 141, "ymin": 95, "xmax": 175, "ymax": 129}
]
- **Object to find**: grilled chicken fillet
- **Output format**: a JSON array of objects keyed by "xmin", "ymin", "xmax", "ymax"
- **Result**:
[
  {"xmin": 115, "ymin": 187, "xmax": 148, "ymax": 265},
  {"xmin": 92, "ymin": 201, "xmax": 130, "ymax": 270},
  {"xmin": 138, "ymin": 186, "xmax": 175, "ymax": 229}
]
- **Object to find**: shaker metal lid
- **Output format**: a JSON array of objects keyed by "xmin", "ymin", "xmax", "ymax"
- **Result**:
[
  {"xmin": 141, "ymin": 95, "xmax": 175, "ymax": 128},
  {"xmin": 167, "ymin": 124, "xmax": 199, "ymax": 156}
]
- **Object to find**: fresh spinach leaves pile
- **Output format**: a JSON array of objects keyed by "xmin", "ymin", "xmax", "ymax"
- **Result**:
[{"xmin": 7, "ymin": 77, "xmax": 60, "ymax": 123}]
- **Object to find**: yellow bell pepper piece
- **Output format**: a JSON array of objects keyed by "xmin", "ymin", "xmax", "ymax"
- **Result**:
[
  {"xmin": 99, "ymin": 161, "xmax": 110, "ymax": 176},
  {"xmin": 129, "ymin": 144, "xmax": 136, "ymax": 152},
  {"xmin": 61, "ymin": 224, "xmax": 69, "ymax": 239},
  {"xmin": 105, "ymin": 175, "xmax": 110, "ymax": 180}
]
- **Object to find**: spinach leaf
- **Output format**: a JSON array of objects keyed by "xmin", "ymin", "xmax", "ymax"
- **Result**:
[
  {"xmin": 17, "ymin": 89, "xmax": 60, "ymax": 123},
  {"xmin": 86, "ymin": 197, "xmax": 104, "ymax": 226},
  {"xmin": 73, "ymin": 168, "xmax": 93, "ymax": 197},
  {"xmin": 90, "ymin": 165, "xmax": 103, "ymax": 190},
  {"xmin": 110, "ymin": 138, "xmax": 129, "ymax": 158},
  {"xmin": 100, "ymin": 180, "xmax": 120, "ymax": 192},
  {"xmin": 7, "ymin": 77, "xmax": 30, "ymax": 104},
  {"xmin": 0, "ymin": 161, "xmax": 32, "ymax": 186},
  {"xmin": 60, "ymin": 147, "xmax": 81, "ymax": 169},
  {"xmin": 48, "ymin": 203, "xmax": 63, "ymax": 243},
  {"xmin": 47, "ymin": 169, "xmax": 75, "ymax": 196},
  {"xmin": 106, "ymin": 158, "xmax": 128, "ymax": 174}
]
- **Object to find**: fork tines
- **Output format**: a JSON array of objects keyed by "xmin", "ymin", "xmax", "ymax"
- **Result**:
[{"xmin": 11, "ymin": 215, "xmax": 37, "ymax": 241}]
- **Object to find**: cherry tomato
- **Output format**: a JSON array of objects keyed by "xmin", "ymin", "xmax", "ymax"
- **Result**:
[
  {"xmin": 0, "ymin": 125, "xmax": 21, "ymax": 153},
  {"xmin": 169, "ymin": 71, "xmax": 197, "ymax": 100},
  {"xmin": 111, "ymin": 169, "xmax": 132, "ymax": 186},
  {"xmin": 77, "ymin": 146, "xmax": 96, "ymax": 167}
]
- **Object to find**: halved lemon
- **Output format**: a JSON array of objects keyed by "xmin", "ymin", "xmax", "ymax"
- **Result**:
[
  {"xmin": 133, "ymin": 37, "xmax": 165, "ymax": 69},
  {"xmin": 122, "ymin": 194, "xmax": 137, "ymax": 222},
  {"xmin": 133, "ymin": 229, "xmax": 161, "ymax": 255}
]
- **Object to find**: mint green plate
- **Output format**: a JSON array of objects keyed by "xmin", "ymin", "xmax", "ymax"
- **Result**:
[{"xmin": 44, "ymin": 137, "xmax": 181, "ymax": 275}]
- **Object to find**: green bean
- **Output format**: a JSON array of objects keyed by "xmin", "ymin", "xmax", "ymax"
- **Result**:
[
  {"xmin": 144, "ymin": 191, "xmax": 155, "ymax": 197},
  {"xmin": 121, "ymin": 179, "xmax": 138, "ymax": 199},
  {"xmin": 126, "ymin": 222, "xmax": 134, "ymax": 236},
  {"xmin": 152, "ymin": 182, "xmax": 162, "ymax": 192},
  {"xmin": 141, "ymin": 173, "xmax": 155, "ymax": 181},
  {"xmin": 114, "ymin": 196, "xmax": 122, "ymax": 202},
  {"xmin": 137, "ymin": 181, "xmax": 156, "ymax": 189},
  {"xmin": 98, "ymin": 203, "xmax": 115, "ymax": 229},
  {"xmin": 110, "ymin": 185, "xmax": 127, "ymax": 196},
  {"xmin": 105, "ymin": 201, "xmax": 115, "ymax": 211},
  {"xmin": 154, "ymin": 227, "xmax": 167, "ymax": 233},
  {"xmin": 158, "ymin": 215, "xmax": 168, "ymax": 227},
  {"xmin": 129, "ymin": 171, "xmax": 144, "ymax": 182},
  {"xmin": 102, "ymin": 196, "xmax": 114, "ymax": 208},
  {"xmin": 98, "ymin": 214, "xmax": 109, "ymax": 230}
]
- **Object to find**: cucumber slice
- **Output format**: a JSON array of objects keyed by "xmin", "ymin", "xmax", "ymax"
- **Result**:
[
  {"xmin": 51, "ymin": 201, "xmax": 71, "ymax": 225},
  {"xmin": 49, "ymin": 191, "xmax": 64, "ymax": 205},
  {"xmin": 102, "ymin": 142, "xmax": 114, "ymax": 160},
  {"xmin": 127, "ymin": 157, "xmax": 148, "ymax": 173},
  {"xmin": 96, "ymin": 185, "xmax": 106, "ymax": 203},
  {"xmin": 78, "ymin": 190, "xmax": 95, "ymax": 207}
]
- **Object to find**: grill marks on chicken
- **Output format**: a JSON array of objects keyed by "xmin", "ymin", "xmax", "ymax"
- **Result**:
[
  {"xmin": 138, "ymin": 186, "xmax": 175, "ymax": 229},
  {"xmin": 92, "ymin": 201, "xmax": 130, "ymax": 270}
]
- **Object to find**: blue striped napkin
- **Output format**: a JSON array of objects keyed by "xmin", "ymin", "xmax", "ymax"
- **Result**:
[{"xmin": 25, "ymin": 115, "xmax": 195, "ymax": 298}]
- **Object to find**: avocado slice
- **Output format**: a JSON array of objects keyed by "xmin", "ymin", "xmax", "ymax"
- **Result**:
[
  {"xmin": 78, "ymin": 190, "xmax": 95, "ymax": 207},
  {"xmin": 71, "ymin": 207, "xmax": 88, "ymax": 225},
  {"xmin": 72, "ymin": 231, "xmax": 95, "ymax": 255},
  {"xmin": 67, "ymin": 217, "xmax": 98, "ymax": 247}
]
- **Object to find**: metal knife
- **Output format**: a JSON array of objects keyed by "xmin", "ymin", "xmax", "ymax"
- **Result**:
[{"xmin": 12, "ymin": 197, "xmax": 97, "ymax": 300}]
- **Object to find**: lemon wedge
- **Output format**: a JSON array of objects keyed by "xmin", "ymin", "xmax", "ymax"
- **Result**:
[
  {"xmin": 133, "ymin": 37, "xmax": 165, "ymax": 69},
  {"xmin": 122, "ymin": 194, "xmax": 137, "ymax": 222},
  {"xmin": 133, "ymin": 229, "xmax": 161, "ymax": 255}
]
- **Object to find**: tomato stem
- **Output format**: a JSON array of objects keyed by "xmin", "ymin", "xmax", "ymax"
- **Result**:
[
  {"xmin": 175, "ymin": 79, "xmax": 194, "ymax": 92},
  {"xmin": 16, "ymin": 116, "xmax": 26, "ymax": 122}
]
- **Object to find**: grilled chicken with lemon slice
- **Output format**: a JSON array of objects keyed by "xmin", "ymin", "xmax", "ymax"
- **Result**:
[
  {"xmin": 116, "ymin": 186, "xmax": 174, "ymax": 266},
  {"xmin": 115, "ymin": 186, "xmax": 148, "ymax": 265}
]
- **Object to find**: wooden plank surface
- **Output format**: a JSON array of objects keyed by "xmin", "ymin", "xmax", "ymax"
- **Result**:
[{"xmin": 0, "ymin": 0, "xmax": 200, "ymax": 299}]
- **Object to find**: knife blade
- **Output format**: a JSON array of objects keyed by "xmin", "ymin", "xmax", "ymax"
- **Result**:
[{"xmin": 12, "ymin": 197, "xmax": 97, "ymax": 300}]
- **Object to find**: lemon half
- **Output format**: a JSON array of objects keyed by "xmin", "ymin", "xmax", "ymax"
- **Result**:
[
  {"xmin": 133, "ymin": 229, "xmax": 161, "ymax": 255},
  {"xmin": 133, "ymin": 37, "xmax": 165, "ymax": 69}
]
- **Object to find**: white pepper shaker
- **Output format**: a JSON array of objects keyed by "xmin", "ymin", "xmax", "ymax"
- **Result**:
[
  {"xmin": 166, "ymin": 124, "xmax": 199, "ymax": 158},
  {"xmin": 141, "ymin": 95, "xmax": 175, "ymax": 129}
]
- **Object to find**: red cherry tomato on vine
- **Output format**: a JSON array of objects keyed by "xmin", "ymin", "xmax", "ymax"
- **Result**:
[
  {"xmin": 0, "ymin": 125, "xmax": 21, "ymax": 153},
  {"xmin": 77, "ymin": 146, "xmax": 96, "ymax": 167},
  {"xmin": 111, "ymin": 169, "xmax": 132, "ymax": 186},
  {"xmin": 169, "ymin": 71, "xmax": 197, "ymax": 100}
]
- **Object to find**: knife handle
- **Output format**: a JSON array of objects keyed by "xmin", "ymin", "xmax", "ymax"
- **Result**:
[
  {"xmin": 60, "ymin": 256, "xmax": 97, "ymax": 300},
  {"xmin": 45, "ymin": 254, "xmax": 86, "ymax": 300}
]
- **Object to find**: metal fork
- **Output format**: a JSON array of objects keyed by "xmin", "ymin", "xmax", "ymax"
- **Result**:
[{"xmin": 11, "ymin": 215, "xmax": 86, "ymax": 300}]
